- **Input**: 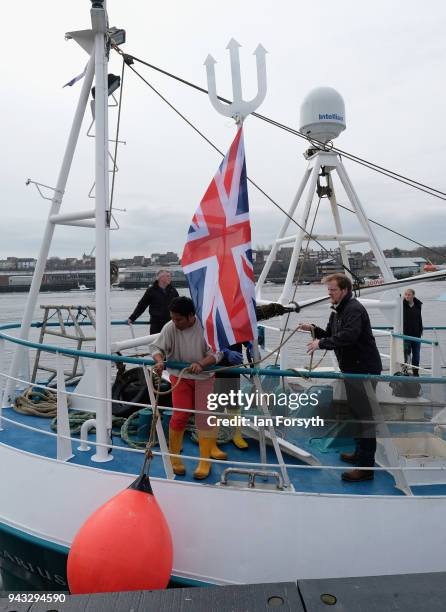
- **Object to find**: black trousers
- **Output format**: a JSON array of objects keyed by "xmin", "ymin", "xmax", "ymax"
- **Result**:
[
  {"xmin": 149, "ymin": 318, "xmax": 169, "ymax": 334},
  {"xmin": 344, "ymin": 379, "xmax": 378, "ymax": 467}
]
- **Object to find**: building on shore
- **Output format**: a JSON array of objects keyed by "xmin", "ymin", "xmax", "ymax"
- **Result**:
[{"xmin": 0, "ymin": 251, "xmax": 430, "ymax": 292}]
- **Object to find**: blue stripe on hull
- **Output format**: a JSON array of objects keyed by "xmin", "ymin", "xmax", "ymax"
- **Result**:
[{"xmin": 0, "ymin": 521, "xmax": 213, "ymax": 591}]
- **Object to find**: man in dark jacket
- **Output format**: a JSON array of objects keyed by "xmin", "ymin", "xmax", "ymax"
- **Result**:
[
  {"xmin": 299, "ymin": 272, "xmax": 382, "ymax": 482},
  {"xmin": 128, "ymin": 269, "xmax": 179, "ymax": 334},
  {"xmin": 403, "ymin": 288, "xmax": 423, "ymax": 376}
]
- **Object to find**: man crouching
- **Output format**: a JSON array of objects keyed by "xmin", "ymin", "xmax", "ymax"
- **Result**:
[{"xmin": 150, "ymin": 296, "xmax": 223, "ymax": 479}]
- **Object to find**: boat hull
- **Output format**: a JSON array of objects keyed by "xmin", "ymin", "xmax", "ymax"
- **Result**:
[
  {"xmin": 0, "ymin": 523, "xmax": 68, "ymax": 591},
  {"xmin": 2, "ymin": 441, "xmax": 446, "ymax": 591}
]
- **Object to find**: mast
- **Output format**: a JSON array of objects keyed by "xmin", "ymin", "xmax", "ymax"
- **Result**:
[
  {"xmin": 91, "ymin": 0, "xmax": 112, "ymax": 461},
  {"xmin": 3, "ymin": 30, "xmax": 95, "ymax": 406},
  {"xmin": 3, "ymin": 1, "xmax": 114, "ymax": 461}
]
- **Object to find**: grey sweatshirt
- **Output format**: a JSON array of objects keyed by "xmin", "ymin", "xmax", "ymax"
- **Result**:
[{"xmin": 149, "ymin": 319, "xmax": 222, "ymax": 380}]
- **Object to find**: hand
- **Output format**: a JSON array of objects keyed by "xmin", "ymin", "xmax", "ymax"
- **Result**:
[
  {"xmin": 298, "ymin": 323, "xmax": 313, "ymax": 332},
  {"xmin": 306, "ymin": 339, "xmax": 320, "ymax": 354},
  {"xmin": 153, "ymin": 361, "xmax": 164, "ymax": 375},
  {"xmin": 222, "ymin": 348, "xmax": 243, "ymax": 365},
  {"xmin": 127, "ymin": 318, "xmax": 133, "ymax": 325},
  {"xmin": 189, "ymin": 362, "xmax": 203, "ymax": 374}
]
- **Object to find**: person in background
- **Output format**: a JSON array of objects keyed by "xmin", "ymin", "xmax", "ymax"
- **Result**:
[
  {"xmin": 403, "ymin": 288, "xmax": 423, "ymax": 376},
  {"xmin": 150, "ymin": 296, "xmax": 223, "ymax": 480},
  {"xmin": 127, "ymin": 269, "xmax": 179, "ymax": 334},
  {"xmin": 299, "ymin": 272, "xmax": 382, "ymax": 482}
]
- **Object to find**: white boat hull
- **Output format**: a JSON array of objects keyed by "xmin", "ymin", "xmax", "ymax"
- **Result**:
[{"xmin": 2, "ymin": 442, "xmax": 446, "ymax": 586}]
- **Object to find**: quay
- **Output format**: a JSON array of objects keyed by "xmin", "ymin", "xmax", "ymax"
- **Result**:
[{"xmin": 2, "ymin": 573, "xmax": 446, "ymax": 611}]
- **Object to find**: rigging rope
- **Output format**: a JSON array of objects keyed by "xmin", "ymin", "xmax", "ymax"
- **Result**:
[
  {"xmin": 105, "ymin": 47, "xmax": 446, "ymax": 377},
  {"xmin": 274, "ymin": 195, "xmax": 322, "ymax": 366},
  {"xmin": 117, "ymin": 55, "xmax": 360, "ymax": 279},
  {"xmin": 113, "ymin": 48, "xmax": 446, "ymax": 268},
  {"xmin": 112, "ymin": 47, "xmax": 446, "ymax": 200}
]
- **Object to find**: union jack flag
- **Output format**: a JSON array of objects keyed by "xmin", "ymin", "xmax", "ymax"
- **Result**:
[{"xmin": 181, "ymin": 127, "xmax": 257, "ymax": 351}]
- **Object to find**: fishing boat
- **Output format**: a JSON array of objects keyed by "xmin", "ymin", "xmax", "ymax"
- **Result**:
[
  {"xmin": 363, "ymin": 276, "xmax": 385, "ymax": 287},
  {"xmin": 1, "ymin": 1, "xmax": 446, "ymax": 593},
  {"xmin": 70, "ymin": 284, "xmax": 92, "ymax": 292}
]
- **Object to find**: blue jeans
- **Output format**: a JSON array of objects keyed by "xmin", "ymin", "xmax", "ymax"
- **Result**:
[{"xmin": 404, "ymin": 340, "xmax": 421, "ymax": 375}]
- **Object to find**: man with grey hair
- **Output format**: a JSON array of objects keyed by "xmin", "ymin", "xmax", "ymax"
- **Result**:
[{"xmin": 128, "ymin": 269, "xmax": 179, "ymax": 334}]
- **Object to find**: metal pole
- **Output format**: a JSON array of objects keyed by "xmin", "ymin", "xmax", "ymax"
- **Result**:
[
  {"xmin": 326, "ymin": 173, "xmax": 351, "ymax": 277},
  {"xmin": 336, "ymin": 157, "xmax": 403, "ymax": 371},
  {"xmin": 56, "ymin": 353, "xmax": 74, "ymax": 461},
  {"xmin": 280, "ymin": 162, "xmax": 320, "ymax": 305},
  {"xmin": 252, "ymin": 341, "xmax": 290, "ymax": 488},
  {"xmin": 91, "ymin": 1, "xmax": 112, "ymax": 462},
  {"xmin": 431, "ymin": 343, "xmax": 443, "ymax": 404},
  {"xmin": 3, "ymin": 54, "xmax": 95, "ymax": 405},
  {"xmin": 335, "ymin": 160, "xmax": 393, "ymax": 282},
  {"xmin": 255, "ymin": 168, "xmax": 312, "ymax": 299}
]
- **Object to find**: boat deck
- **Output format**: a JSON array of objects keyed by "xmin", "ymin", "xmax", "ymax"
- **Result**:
[{"xmin": 3, "ymin": 402, "xmax": 446, "ymax": 497}]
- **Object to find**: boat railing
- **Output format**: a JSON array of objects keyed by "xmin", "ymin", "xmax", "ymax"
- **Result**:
[
  {"xmin": 259, "ymin": 322, "xmax": 445, "ymax": 381},
  {"xmin": 0, "ymin": 320, "xmax": 445, "ymax": 494}
]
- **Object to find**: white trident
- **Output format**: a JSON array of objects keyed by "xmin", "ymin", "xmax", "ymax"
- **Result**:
[{"xmin": 204, "ymin": 38, "xmax": 267, "ymax": 123}]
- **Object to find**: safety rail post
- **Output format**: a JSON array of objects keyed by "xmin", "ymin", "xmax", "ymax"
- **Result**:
[
  {"xmin": 364, "ymin": 380, "xmax": 412, "ymax": 496},
  {"xmin": 389, "ymin": 334, "xmax": 404, "ymax": 375},
  {"xmin": 142, "ymin": 366, "xmax": 174, "ymax": 480},
  {"xmin": 56, "ymin": 352, "xmax": 74, "ymax": 461},
  {"xmin": 252, "ymin": 341, "xmax": 291, "ymax": 488},
  {"xmin": 431, "ymin": 342, "xmax": 443, "ymax": 404}
]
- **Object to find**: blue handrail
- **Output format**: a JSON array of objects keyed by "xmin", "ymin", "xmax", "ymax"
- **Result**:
[
  {"xmin": 390, "ymin": 333, "xmax": 438, "ymax": 346},
  {"xmin": 258, "ymin": 322, "xmax": 440, "ymax": 346},
  {"xmin": 0, "ymin": 321, "xmax": 444, "ymax": 384}
]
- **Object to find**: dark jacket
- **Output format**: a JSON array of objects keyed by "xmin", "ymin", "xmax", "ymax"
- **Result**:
[
  {"xmin": 313, "ymin": 292, "xmax": 382, "ymax": 374},
  {"xmin": 403, "ymin": 297, "xmax": 423, "ymax": 338},
  {"xmin": 129, "ymin": 282, "xmax": 179, "ymax": 326}
]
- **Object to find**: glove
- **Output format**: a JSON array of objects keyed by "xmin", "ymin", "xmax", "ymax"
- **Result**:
[
  {"xmin": 222, "ymin": 348, "xmax": 243, "ymax": 365},
  {"xmin": 243, "ymin": 341, "xmax": 254, "ymax": 362}
]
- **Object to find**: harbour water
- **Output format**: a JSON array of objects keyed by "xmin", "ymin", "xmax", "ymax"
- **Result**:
[{"xmin": 1, "ymin": 281, "xmax": 445, "ymax": 371}]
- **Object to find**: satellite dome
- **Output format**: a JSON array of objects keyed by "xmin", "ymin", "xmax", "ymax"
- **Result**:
[{"xmin": 300, "ymin": 87, "xmax": 346, "ymax": 144}]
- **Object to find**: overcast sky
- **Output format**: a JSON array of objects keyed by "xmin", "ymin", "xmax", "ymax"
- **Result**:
[{"xmin": 2, "ymin": 0, "xmax": 446, "ymax": 259}]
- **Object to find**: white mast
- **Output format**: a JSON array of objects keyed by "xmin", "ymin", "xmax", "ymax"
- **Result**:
[
  {"xmin": 90, "ymin": 0, "xmax": 112, "ymax": 461},
  {"xmin": 4, "ymin": 1, "xmax": 114, "ymax": 461},
  {"xmin": 3, "ymin": 51, "xmax": 95, "ymax": 405}
]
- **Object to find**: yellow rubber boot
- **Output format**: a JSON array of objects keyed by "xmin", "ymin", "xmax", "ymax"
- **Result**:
[
  {"xmin": 193, "ymin": 435, "xmax": 213, "ymax": 480},
  {"xmin": 233, "ymin": 427, "xmax": 249, "ymax": 450},
  {"xmin": 168, "ymin": 428, "xmax": 186, "ymax": 476},
  {"xmin": 211, "ymin": 432, "xmax": 227, "ymax": 460},
  {"xmin": 228, "ymin": 409, "xmax": 249, "ymax": 449}
]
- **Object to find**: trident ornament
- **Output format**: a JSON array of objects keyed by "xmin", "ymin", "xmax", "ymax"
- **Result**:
[{"xmin": 205, "ymin": 38, "xmax": 267, "ymax": 123}]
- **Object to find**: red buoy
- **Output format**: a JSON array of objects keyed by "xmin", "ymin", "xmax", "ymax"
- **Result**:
[{"xmin": 67, "ymin": 474, "xmax": 173, "ymax": 594}]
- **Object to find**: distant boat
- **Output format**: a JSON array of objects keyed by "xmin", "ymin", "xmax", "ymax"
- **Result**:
[
  {"xmin": 70, "ymin": 284, "xmax": 92, "ymax": 292},
  {"xmin": 363, "ymin": 276, "xmax": 384, "ymax": 287}
]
